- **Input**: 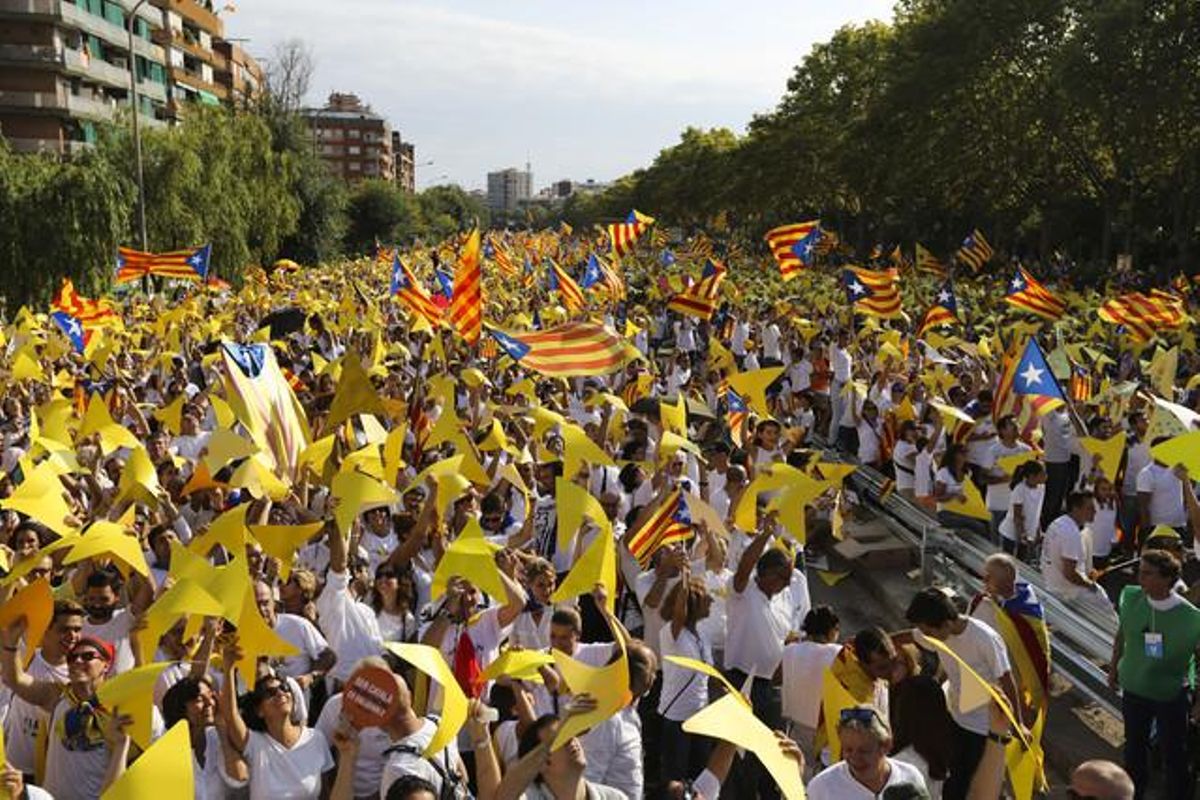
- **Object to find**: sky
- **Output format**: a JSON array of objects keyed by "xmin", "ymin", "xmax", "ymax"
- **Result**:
[{"xmin": 228, "ymin": 1, "xmax": 895, "ymax": 191}]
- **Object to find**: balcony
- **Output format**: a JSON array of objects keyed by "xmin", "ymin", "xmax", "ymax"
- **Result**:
[
  {"xmin": 4, "ymin": 135, "xmax": 92, "ymax": 155},
  {"xmin": 0, "ymin": 87, "xmax": 165, "ymax": 125},
  {"xmin": 0, "ymin": 1, "xmax": 164, "ymax": 61},
  {"xmin": 61, "ymin": 47, "xmax": 167, "ymax": 101},
  {"xmin": 0, "ymin": 42, "xmax": 61, "ymax": 65},
  {"xmin": 154, "ymin": 27, "xmax": 226, "ymax": 70}
]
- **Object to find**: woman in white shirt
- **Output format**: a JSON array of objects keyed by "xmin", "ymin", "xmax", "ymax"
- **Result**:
[
  {"xmin": 657, "ymin": 574, "xmax": 713, "ymax": 786},
  {"xmin": 852, "ymin": 399, "xmax": 883, "ymax": 468},
  {"xmin": 780, "ymin": 606, "xmax": 841, "ymax": 777},
  {"xmin": 220, "ymin": 639, "xmax": 334, "ymax": 800},
  {"xmin": 371, "ymin": 564, "xmax": 418, "ymax": 643},
  {"xmin": 1090, "ymin": 477, "xmax": 1119, "ymax": 567},
  {"xmin": 160, "ymin": 676, "xmax": 248, "ymax": 800},
  {"xmin": 999, "ymin": 461, "xmax": 1046, "ymax": 561},
  {"xmin": 934, "ymin": 444, "xmax": 990, "ymax": 537}
]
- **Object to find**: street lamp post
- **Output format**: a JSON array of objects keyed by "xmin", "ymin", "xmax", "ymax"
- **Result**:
[{"xmin": 127, "ymin": 0, "xmax": 149, "ymax": 250}]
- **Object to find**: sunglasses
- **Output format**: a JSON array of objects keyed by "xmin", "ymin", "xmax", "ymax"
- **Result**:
[
  {"xmin": 258, "ymin": 683, "xmax": 288, "ymax": 700},
  {"xmin": 67, "ymin": 651, "xmax": 104, "ymax": 664},
  {"xmin": 839, "ymin": 706, "xmax": 881, "ymax": 725}
]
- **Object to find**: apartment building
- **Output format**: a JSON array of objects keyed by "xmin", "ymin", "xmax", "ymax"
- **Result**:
[
  {"xmin": 391, "ymin": 129, "xmax": 414, "ymax": 193},
  {"xmin": 302, "ymin": 92, "xmax": 394, "ymax": 183},
  {"xmin": 0, "ymin": 0, "xmax": 170, "ymax": 154},
  {"xmin": 0, "ymin": 0, "xmax": 261, "ymax": 154},
  {"xmin": 487, "ymin": 166, "xmax": 532, "ymax": 213}
]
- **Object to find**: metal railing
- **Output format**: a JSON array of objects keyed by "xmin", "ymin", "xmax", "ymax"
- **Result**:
[{"xmin": 836, "ymin": 453, "xmax": 1121, "ymax": 718}]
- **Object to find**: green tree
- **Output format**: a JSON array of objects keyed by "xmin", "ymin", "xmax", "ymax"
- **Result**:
[
  {"xmin": 417, "ymin": 185, "xmax": 489, "ymax": 239},
  {"xmin": 0, "ymin": 141, "xmax": 130, "ymax": 313},
  {"xmin": 344, "ymin": 180, "xmax": 423, "ymax": 254}
]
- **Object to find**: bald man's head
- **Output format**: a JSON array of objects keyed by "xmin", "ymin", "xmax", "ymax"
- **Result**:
[{"xmin": 1070, "ymin": 760, "xmax": 1133, "ymax": 800}]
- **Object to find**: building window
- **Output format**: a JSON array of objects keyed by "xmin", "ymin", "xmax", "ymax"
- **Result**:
[
  {"xmin": 348, "ymin": 129, "xmax": 361, "ymax": 139},
  {"xmin": 348, "ymin": 145, "xmax": 360, "ymax": 155},
  {"xmin": 348, "ymin": 162, "xmax": 361, "ymax": 171}
]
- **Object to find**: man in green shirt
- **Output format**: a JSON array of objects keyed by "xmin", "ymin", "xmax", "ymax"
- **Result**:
[{"xmin": 1108, "ymin": 549, "xmax": 1200, "ymax": 800}]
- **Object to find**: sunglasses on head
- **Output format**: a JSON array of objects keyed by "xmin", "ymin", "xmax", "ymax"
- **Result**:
[
  {"xmin": 67, "ymin": 650, "xmax": 103, "ymax": 664},
  {"xmin": 839, "ymin": 706, "xmax": 880, "ymax": 725}
]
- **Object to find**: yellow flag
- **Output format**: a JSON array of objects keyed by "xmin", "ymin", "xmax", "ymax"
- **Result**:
[
  {"xmin": 430, "ymin": 519, "xmax": 507, "ymax": 602},
  {"xmin": 331, "ymin": 467, "xmax": 399, "ymax": 536},
  {"xmin": 551, "ymin": 524, "xmax": 616, "ymax": 612},
  {"xmin": 139, "ymin": 577, "xmax": 225, "ymax": 665},
  {"xmin": 560, "ymin": 422, "xmax": 615, "ymax": 480},
  {"xmin": 0, "ymin": 461, "xmax": 78, "ymax": 537},
  {"xmin": 96, "ymin": 663, "xmax": 171, "ymax": 749},
  {"xmin": 660, "ymin": 394, "xmax": 688, "ymax": 436},
  {"xmin": 552, "ymin": 642, "xmax": 630, "ymax": 750},
  {"xmin": 727, "ymin": 367, "xmax": 785, "ymax": 417},
  {"xmin": 942, "ymin": 478, "xmax": 990, "ymax": 522},
  {"xmin": 820, "ymin": 668, "xmax": 861, "ymax": 762},
  {"xmin": 326, "ymin": 354, "xmax": 387, "ymax": 429},
  {"xmin": 1147, "ymin": 346, "xmax": 1178, "ymax": 397},
  {"xmin": 153, "ymin": 395, "xmax": 187, "ymax": 436},
  {"xmin": 481, "ymin": 649, "xmax": 555, "ymax": 683},
  {"xmin": 1079, "ymin": 432, "xmax": 1126, "ymax": 482},
  {"xmin": 249, "ymin": 522, "xmax": 325, "ymax": 580},
  {"xmin": 188, "ymin": 504, "xmax": 249, "ymax": 558},
  {"xmin": 235, "ymin": 593, "xmax": 299, "ymax": 690},
  {"xmin": 384, "ymin": 642, "xmax": 468, "ymax": 757},
  {"xmin": 201, "ymin": 428, "xmax": 259, "ymax": 475},
  {"xmin": 63, "ymin": 519, "xmax": 150, "ymax": 577},
  {"xmin": 10, "ymin": 351, "xmax": 45, "ymax": 382},
  {"xmin": 684, "ymin": 693, "xmax": 805, "ymax": 800},
  {"xmin": 101, "ymin": 720, "xmax": 193, "ymax": 800},
  {"xmin": 0, "ymin": 577, "xmax": 53, "ymax": 669},
  {"xmin": 1150, "ymin": 431, "xmax": 1200, "ymax": 479},
  {"xmin": 555, "ymin": 476, "xmax": 612, "ymax": 552}
]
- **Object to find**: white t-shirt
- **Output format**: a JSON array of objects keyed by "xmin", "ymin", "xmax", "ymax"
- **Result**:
[
  {"xmin": 780, "ymin": 641, "xmax": 840, "ymax": 728},
  {"xmin": 1090, "ymin": 504, "xmax": 1119, "ymax": 558},
  {"xmin": 998, "ymin": 481, "xmax": 1044, "ymax": 543},
  {"xmin": 724, "ymin": 578, "xmax": 792, "ymax": 677},
  {"xmin": 915, "ymin": 451, "xmax": 936, "ymax": 499},
  {"xmin": 658, "ymin": 626, "xmax": 712, "ymax": 721},
  {"xmin": 243, "ymin": 727, "xmax": 333, "ymax": 800},
  {"xmin": 634, "ymin": 570, "xmax": 680, "ymax": 659},
  {"xmin": 43, "ymin": 697, "xmax": 165, "ymax": 800},
  {"xmin": 986, "ymin": 441, "xmax": 1031, "ymax": 511},
  {"xmin": 807, "ymin": 758, "xmax": 928, "ymax": 800},
  {"xmin": 893, "ymin": 440, "xmax": 918, "ymax": 492},
  {"xmin": 2, "ymin": 651, "xmax": 67, "ymax": 773},
  {"xmin": 380, "ymin": 718, "xmax": 464, "ymax": 798},
  {"xmin": 915, "ymin": 619, "xmax": 1010, "ymax": 735},
  {"xmin": 1136, "ymin": 463, "xmax": 1186, "ymax": 528},
  {"xmin": 315, "ymin": 569, "xmax": 383, "ymax": 683},
  {"xmin": 1041, "ymin": 514, "xmax": 1090, "ymax": 599},
  {"xmin": 934, "ymin": 467, "xmax": 964, "ymax": 512},
  {"xmin": 857, "ymin": 420, "xmax": 881, "ymax": 464},
  {"xmin": 315, "ymin": 694, "xmax": 392, "ymax": 799},
  {"xmin": 197, "ymin": 725, "xmax": 247, "ymax": 800},
  {"xmin": 272, "ymin": 613, "xmax": 330, "ymax": 679},
  {"xmin": 1122, "ymin": 439, "xmax": 1151, "ymax": 495}
]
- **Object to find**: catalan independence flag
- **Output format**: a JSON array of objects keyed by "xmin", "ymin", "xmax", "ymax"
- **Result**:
[
  {"xmin": 955, "ymin": 229, "xmax": 994, "ymax": 272},
  {"xmin": 915, "ymin": 242, "xmax": 947, "ymax": 277},
  {"xmin": 765, "ymin": 220, "xmax": 821, "ymax": 281},
  {"xmin": 50, "ymin": 309, "xmax": 91, "ymax": 353},
  {"xmin": 485, "ymin": 321, "xmax": 632, "ymax": 378},
  {"xmin": 968, "ymin": 582, "xmax": 1050, "ymax": 712},
  {"xmin": 390, "ymin": 254, "xmax": 442, "ymax": 327},
  {"xmin": 116, "ymin": 244, "xmax": 210, "ymax": 282},
  {"xmin": 1009, "ymin": 337, "xmax": 1066, "ymax": 417},
  {"xmin": 220, "ymin": 341, "xmax": 311, "ymax": 479},
  {"xmin": 627, "ymin": 488, "xmax": 693, "ymax": 568},
  {"xmin": 608, "ymin": 209, "xmax": 654, "ymax": 257},
  {"xmin": 726, "ymin": 386, "xmax": 749, "ymax": 447},
  {"xmin": 843, "ymin": 265, "xmax": 902, "ymax": 318},
  {"xmin": 448, "ymin": 230, "xmax": 483, "ymax": 344},
  {"xmin": 1097, "ymin": 291, "xmax": 1185, "ymax": 343},
  {"xmin": 916, "ymin": 280, "xmax": 958, "ymax": 338},
  {"xmin": 668, "ymin": 259, "xmax": 726, "ymax": 320},
  {"xmin": 489, "ymin": 235, "xmax": 519, "ymax": 277},
  {"xmin": 1005, "ymin": 266, "xmax": 1065, "ymax": 321},
  {"xmin": 548, "ymin": 260, "xmax": 586, "ymax": 314},
  {"xmin": 52, "ymin": 278, "xmax": 118, "ymax": 326}
]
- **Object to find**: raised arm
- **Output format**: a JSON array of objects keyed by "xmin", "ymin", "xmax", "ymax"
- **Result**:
[
  {"xmin": 220, "ymin": 637, "xmax": 249, "ymax": 753},
  {"xmin": 733, "ymin": 525, "xmax": 772, "ymax": 594},
  {"xmin": 0, "ymin": 619, "xmax": 62, "ymax": 713},
  {"xmin": 492, "ymin": 549, "xmax": 528, "ymax": 629}
]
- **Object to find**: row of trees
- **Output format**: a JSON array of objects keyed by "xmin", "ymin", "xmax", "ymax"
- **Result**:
[
  {"xmin": 558, "ymin": 0, "xmax": 1200, "ymax": 278},
  {"xmin": 0, "ymin": 41, "xmax": 487, "ymax": 314}
]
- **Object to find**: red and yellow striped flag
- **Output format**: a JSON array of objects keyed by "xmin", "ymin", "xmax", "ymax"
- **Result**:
[
  {"xmin": 550, "ymin": 261, "xmax": 586, "ymax": 314},
  {"xmin": 447, "ymin": 230, "xmax": 483, "ymax": 344}
]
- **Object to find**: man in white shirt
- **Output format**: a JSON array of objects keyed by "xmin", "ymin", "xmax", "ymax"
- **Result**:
[
  {"xmin": 1136, "ymin": 447, "xmax": 1187, "ymax": 536},
  {"xmin": 830, "ymin": 331, "xmax": 853, "ymax": 447},
  {"xmin": 725, "ymin": 525, "xmax": 794, "ymax": 800},
  {"xmin": 906, "ymin": 587, "xmax": 1022, "ymax": 800},
  {"xmin": 315, "ymin": 517, "xmax": 384, "ymax": 686},
  {"xmin": 1040, "ymin": 405, "xmax": 1081, "ymax": 529},
  {"xmin": 254, "ymin": 580, "xmax": 337, "ymax": 696},
  {"xmin": 1120, "ymin": 412, "xmax": 1151, "ymax": 539},
  {"xmin": 1041, "ymin": 492, "xmax": 1116, "ymax": 620}
]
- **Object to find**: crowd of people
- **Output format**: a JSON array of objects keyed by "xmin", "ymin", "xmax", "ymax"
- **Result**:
[{"xmin": 0, "ymin": 230, "xmax": 1197, "ymax": 800}]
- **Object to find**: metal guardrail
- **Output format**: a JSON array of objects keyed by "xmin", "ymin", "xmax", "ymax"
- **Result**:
[{"xmin": 835, "ymin": 455, "xmax": 1121, "ymax": 718}]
